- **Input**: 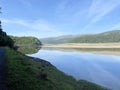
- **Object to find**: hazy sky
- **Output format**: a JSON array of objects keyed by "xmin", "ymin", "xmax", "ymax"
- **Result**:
[{"xmin": 1, "ymin": 0, "xmax": 120, "ymax": 38}]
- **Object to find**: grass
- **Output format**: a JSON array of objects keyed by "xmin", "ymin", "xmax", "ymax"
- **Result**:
[{"xmin": 5, "ymin": 47, "xmax": 108, "ymax": 90}]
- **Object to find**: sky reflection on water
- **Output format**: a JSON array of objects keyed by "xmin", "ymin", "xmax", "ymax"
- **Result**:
[{"xmin": 29, "ymin": 49, "xmax": 120, "ymax": 90}]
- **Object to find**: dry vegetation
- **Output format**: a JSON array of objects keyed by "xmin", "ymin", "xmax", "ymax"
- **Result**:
[
  {"xmin": 43, "ymin": 43, "xmax": 120, "ymax": 56},
  {"xmin": 43, "ymin": 43, "xmax": 120, "ymax": 48}
]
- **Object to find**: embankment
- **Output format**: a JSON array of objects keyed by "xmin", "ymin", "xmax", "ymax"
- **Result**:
[{"xmin": 5, "ymin": 47, "xmax": 108, "ymax": 90}]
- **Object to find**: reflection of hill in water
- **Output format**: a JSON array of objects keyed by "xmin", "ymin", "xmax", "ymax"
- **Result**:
[
  {"xmin": 18, "ymin": 46, "xmax": 41, "ymax": 54},
  {"xmin": 42, "ymin": 47, "xmax": 76, "ymax": 52},
  {"xmin": 42, "ymin": 47, "xmax": 120, "ymax": 56}
]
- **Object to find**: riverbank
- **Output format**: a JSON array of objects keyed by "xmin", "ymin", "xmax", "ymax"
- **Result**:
[
  {"xmin": 43, "ymin": 43, "xmax": 120, "ymax": 56},
  {"xmin": 5, "ymin": 47, "xmax": 108, "ymax": 90},
  {"xmin": 43, "ymin": 43, "xmax": 120, "ymax": 48}
]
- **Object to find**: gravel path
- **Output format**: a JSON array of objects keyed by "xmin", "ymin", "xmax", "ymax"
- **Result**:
[{"xmin": 0, "ymin": 47, "xmax": 5, "ymax": 90}]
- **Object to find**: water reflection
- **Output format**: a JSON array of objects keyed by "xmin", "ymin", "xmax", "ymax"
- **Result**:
[
  {"xmin": 30, "ymin": 48, "xmax": 120, "ymax": 90},
  {"xmin": 42, "ymin": 47, "xmax": 120, "ymax": 56},
  {"xmin": 18, "ymin": 46, "xmax": 41, "ymax": 54}
]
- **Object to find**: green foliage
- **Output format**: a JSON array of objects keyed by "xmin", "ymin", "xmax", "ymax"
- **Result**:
[
  {"xmin": 78, "ymin": 80, "xmax": 108, "ymax": 90},
  {"xmin": 0, "ymin": 28, "xmax": 14, "ymax": 48},
  {"xmin": 5, "ymin": 47, "xmax": 108, "ymax": 90},
  {"xmin": 9, "ymin": 36, "xmax": 42, "ymax": 54},
  {"xmin": 10, "ymin": 36, "xmax": 42, "ymax": 46}
]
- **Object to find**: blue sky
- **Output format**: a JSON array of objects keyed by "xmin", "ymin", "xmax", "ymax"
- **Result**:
[{"xmin": 1, "ymin": 0, "xmax": 120, "ymax": 38}]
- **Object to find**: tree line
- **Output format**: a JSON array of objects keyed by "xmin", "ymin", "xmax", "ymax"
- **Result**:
[{"xmin": 0, "ymin": 21, "xmax": 14, "ymax": 48}]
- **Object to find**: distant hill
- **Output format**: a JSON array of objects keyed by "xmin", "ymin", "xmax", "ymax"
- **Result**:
[
  {"xmin": 40, "ymin": 35, "xmax": 76, "ymax": 44},
  {"xmin": 40, "ymin": 30, "xmax": 120, "ymax": 44},
  {"xmin": 68, "ymin": 30, "xmax": 120, "ymax": 43}
]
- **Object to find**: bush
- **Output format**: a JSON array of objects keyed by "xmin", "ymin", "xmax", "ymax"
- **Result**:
[{"xmin": 0, "ymin": 27, "xmax": 14, "ymax": 48}]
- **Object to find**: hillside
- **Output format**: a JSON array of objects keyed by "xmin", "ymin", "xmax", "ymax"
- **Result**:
[
  {"xmin": 9, "ymin": 36, "xmax": 42, "ymax": 54},
  {"xmin": 10, "ymin": 36, "xmax": 42, "ymax": 46},
  {"xmin": 40, "ymin": 35, "xmax": 76, "ymax": 44},
  {"xmin": 40, "ymin": 30, "xmax": 120, "ymax": 44},
  {"xmin": 68, "ymin": 30, "xmax": 120, "ymax": 43},
  {"xmin": 5, "ymin": 47, "xmax": 107, "ymax": 90}
]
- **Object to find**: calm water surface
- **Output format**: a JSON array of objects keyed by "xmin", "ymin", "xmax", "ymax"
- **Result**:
[{"xmin": 29, "ymin": 48, "xmax": 120, "ymax": 90}]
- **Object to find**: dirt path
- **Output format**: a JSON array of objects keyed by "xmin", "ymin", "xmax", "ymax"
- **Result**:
[{"xmin": 0, "ymin": 47, "xmax": 5, "ymax": 90}]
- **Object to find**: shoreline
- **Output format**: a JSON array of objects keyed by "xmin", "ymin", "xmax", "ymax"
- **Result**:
[
  {"xmin": 42, "ymin": 43, "xmax": 120, "ymax": 56},
  {"xmin": 43, "ymin": 43, "xmax": 120, "ymax": 48},
  {"xmin": 5, "ymin": 47, "xmax": 108, "ymax": 90}
]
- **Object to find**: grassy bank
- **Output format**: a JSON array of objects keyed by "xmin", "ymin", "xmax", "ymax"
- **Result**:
[{"xmin": 5, "ymin": 47, "xmax": 108, "ymax": 90}]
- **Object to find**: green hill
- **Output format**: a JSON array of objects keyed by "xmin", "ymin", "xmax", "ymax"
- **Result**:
[
  {"xmin": 10, "ymin": 36, "xmax": 42, "ymax": 46},
  {"xmin": 9, "ymin": 36, "xmax": 42, "ymax": 54},
  {"xmin": 40, "ymin": 30, "xmax": 120, "ymax": 44},
  {"xmin": 68, "ymin": 30, "xmax": 120, "ymax": 43},
  {"xmin": 40, "ymin": 35, "xmax": 76, "ymax": 44}
]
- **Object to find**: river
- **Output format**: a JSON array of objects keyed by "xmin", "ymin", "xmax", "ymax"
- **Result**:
[{"xmin": 29, "ymin": 48, "xmax": 120, "ymax": 90}]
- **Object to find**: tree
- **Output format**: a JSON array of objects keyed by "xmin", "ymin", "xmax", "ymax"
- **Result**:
[{"xmin": 0, "ymin": 8, "xmax": 14, "ymax": 48}]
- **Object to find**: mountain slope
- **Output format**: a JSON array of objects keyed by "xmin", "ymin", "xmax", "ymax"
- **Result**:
[
  {"xmin": 9, "ymin": 36, "xmax": 42, "ymax": 54},
  {"xmin": 68, "ymin": 30, "xmax": 120, "ymax": 43},
  {"xmin": 40, "ymin": 35, "xmax": 76, "ymax": 44},
  {"xmin": 10, "ymin": 36, "xmax": 42, "ymax": 46},
  {"xmin": 40, "ymin": 30, "xmax": 120, "ymax": 44}
]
